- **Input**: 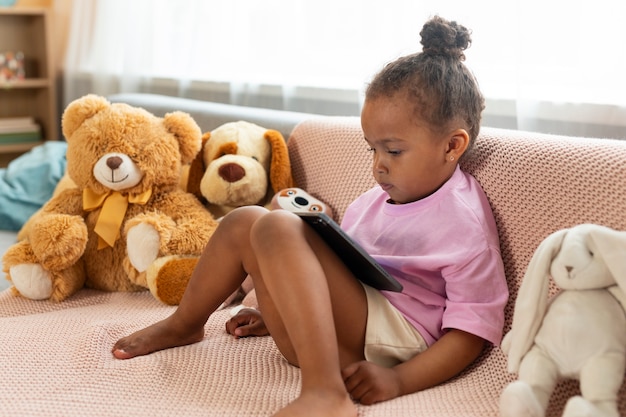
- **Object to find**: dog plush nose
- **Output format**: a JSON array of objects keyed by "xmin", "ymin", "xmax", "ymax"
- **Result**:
[
  {"xmin": 295, "ymin": 196, "xmax": 309, "ymax": 205},
  {"xmin": 218, "ymin": 163, "xmax": 245, "ymax": 183}
]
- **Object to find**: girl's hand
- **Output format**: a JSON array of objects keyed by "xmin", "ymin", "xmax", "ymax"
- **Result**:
[
  {"xmin": 225, "ymin": 308, "xmax": 269, "ymax": 338},
  {"xmin": 341, "ymin": 361, "xmax": 402, "ymax": 405}
]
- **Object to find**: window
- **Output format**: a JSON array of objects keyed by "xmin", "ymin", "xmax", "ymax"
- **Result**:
[{"xmin": 64, "ymin": 0, "xmax": 626, "ymax": 138}]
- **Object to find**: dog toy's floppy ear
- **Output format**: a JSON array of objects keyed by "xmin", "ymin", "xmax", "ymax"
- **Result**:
[
  {"xmin": 504, "ymin": 228, "xmax": 568, "ymax": 374},
  {"xmin": 265, "ymin": 130, "xmax": 294, "ymax": 193},
  {"xmin": 588, "ymin": 226, "xmax": 626, "ymax": 293},
  {"xmin": 185, "ymin": 131, "xmax": 211, "ymax": 202}
]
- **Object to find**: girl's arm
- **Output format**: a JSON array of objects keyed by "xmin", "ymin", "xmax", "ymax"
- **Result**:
[{"xmin": 342, "ymin": 328, "xmax": 485, "ymax": 404}]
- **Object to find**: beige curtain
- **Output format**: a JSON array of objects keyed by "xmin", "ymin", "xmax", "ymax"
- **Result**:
[{"xmin": 63, "ymin": 0, "xmax": 626, "ymax": 139}]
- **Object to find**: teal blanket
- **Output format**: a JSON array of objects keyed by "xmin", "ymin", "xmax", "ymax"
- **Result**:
[{"xmin": 0, "ymin": 142, "xmax": 68, "ymax": 231}]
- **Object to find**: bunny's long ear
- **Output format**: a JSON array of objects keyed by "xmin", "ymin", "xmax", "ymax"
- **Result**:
[
  {"xmin": 588, "ymin": 226, "xmax": 626, "ymax": 292},
  {"xmin": 506, "ymin": 228, "xmax": 568, "ymax": 374}
]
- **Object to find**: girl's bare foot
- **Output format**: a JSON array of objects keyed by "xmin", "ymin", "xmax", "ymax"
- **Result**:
[
  {"xmin": 273, "ymin": 389, "xmax": 356, "ymax": 417},
  {"xmin": 112, "ymin": 317, "xmax": 205, "ymax": 359}
]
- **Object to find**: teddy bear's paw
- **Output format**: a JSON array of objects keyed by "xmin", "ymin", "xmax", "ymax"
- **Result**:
[
  {"xmin": 9, "ymin": 264, "xmax": 53, "ymax": 300},
  {"xmin": 146, "ymin": 255, "xmax": 198, "ymax": 305},
  {"xmin": 499, "ymin": 381, "xmax": 545, "ymax": 417},
  {"xmin": 127, "ymin": 223, "xmax": 161, "ymax": 272},
  {"xmin": 30, "ymin": 215, "xmax": 88, "ymax": 270},
  {"xmin": 563, "ymin": 396, "xmax": 618, "ymax": 417}
]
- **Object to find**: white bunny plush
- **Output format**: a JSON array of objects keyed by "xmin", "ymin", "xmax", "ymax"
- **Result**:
[{"xmin": 500, "ymin": 223, "xmax": 626, "ymax": 417}]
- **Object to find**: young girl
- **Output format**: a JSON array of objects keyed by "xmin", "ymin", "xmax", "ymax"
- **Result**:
[{"xmin": 113, "ymin": 16, "xmax": 508, "ymax": 417}]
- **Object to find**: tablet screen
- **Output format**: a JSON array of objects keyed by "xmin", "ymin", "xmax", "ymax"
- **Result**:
[{"xmin": 297, "ymin": 212, "xmax": 403, "ymax": 292}]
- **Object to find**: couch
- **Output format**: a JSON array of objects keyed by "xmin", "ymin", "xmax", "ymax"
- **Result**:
[{"xmin": 1, "ymin": 93, "xmax": 625, "ymax": 417}]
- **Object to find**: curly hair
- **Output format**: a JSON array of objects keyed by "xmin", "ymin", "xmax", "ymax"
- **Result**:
[{"xmin": 366, "ymin": 16, "xmax": 485, "ymax": 149}]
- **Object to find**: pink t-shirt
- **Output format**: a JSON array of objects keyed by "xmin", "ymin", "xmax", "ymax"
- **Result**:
[{"xmin": 341, "ymin": 166, "xmax": 508, "ymax": 347}]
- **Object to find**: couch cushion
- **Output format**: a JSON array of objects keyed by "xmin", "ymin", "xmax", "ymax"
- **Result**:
[{"xmin": 288, "ymin": 116, "xmax": 375, "ymax": 224}]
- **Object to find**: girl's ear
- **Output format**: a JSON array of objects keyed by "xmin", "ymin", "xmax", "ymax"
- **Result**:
[{"xmin": 445, "ymin": 129, "xmax": 470, "ymax": 161}]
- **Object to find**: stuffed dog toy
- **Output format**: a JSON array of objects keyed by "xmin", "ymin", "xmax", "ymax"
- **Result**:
[
  {"xmin": 185, "ymin": 120, "xmax": 293, "ymax": 218},
  {"xmin": 147, "ymin": 121, "xmax": 294, "ymax": 305},
  {"xmin": 500, "ymin": 223, "xmax": 626, "ymax": 417}
]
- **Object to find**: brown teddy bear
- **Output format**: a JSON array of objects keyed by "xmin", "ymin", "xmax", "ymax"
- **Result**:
[
  {"xmin": 146, "ymin": 120, "xmax": 295, "ymax": 306},
  {"xmin": 1, "ymin": 94, "xmax": 219, "ymax": 303}
]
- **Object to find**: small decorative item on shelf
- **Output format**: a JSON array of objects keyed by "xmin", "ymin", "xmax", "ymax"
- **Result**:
[
  {"xmin": 0, "ymin": 116, "xmax": 41, "ymax": 144},
  {"xmin": 0, "ymin": 51, "xmax": 25, "ymax": 82}
]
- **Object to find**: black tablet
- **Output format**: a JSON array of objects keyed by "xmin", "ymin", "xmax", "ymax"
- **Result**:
[{"xmin": 297, "ymin": 212, "xmax": 403, "ymax": 292}]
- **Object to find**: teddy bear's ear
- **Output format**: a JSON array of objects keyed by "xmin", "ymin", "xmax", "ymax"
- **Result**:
[
  {"xmin": 265, "ymin": 129, "xmax": 294, "ymax": 193},
  {"xmin": 62, "ymin": 94, "xmax": 110, "ymax": 140},
  {"xmin": 163, "ymin": 111, "xmax": 203, "ymax": 165},
  {"xmin": 505, "ymin": 228, "xmax": 568, "ymax": 374}
]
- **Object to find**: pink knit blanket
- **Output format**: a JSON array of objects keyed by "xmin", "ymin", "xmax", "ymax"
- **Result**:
[{"xmin": 0, "ymin": 288, "xmax": 509, "ymax": 416}]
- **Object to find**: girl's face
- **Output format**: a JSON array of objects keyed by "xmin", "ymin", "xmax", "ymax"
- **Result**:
[{"xmin": 361, "ymin": 95, "xmax": 466, "ymax": 204}]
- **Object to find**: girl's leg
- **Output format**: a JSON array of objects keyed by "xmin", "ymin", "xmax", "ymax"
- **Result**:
[
  {"xmin": 112, "ymin": 206, "xmax": 269, "ymax": 359},
  {"xmin": 247, "ymin": 210, "xmax": 368, "ymax": 417}
]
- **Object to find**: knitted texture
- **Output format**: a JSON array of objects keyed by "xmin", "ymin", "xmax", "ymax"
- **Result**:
[{"xmin": 1, "ymin": 118, "xmax": 625, "ymax": 416}]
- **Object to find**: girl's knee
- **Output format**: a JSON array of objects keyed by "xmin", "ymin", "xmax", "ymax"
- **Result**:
[
  {"xmin": 220, "ymin": 206, "xmax": 268, "ymax": 227},
  {"xmin": 250, "ymin": 210, "xmax": 301, "ymax": 247},
  {"xmin": 216, "ymin": 206, "xmax": 269, "ymax": 242}
]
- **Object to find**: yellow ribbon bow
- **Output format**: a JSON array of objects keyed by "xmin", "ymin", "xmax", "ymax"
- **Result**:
[{"xmin": 83, "ymin": 188, "xmax": 152, "ymax": 249}]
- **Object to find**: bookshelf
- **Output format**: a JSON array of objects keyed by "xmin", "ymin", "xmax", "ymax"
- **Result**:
[{"xmin": 0, "ymin": 7, "xmax": 57, "ymax": 167}]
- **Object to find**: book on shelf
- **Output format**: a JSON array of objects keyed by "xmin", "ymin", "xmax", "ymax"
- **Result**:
[
  {"xmin": 0, "ymin": 131, "xmax": 41, "ymax": 144},
  {"xmin": 0, "ymin": 116, "xmax": 37, "ymax": 128},
  {"xmin": 0, "ymin": 116, "xmax": 41, "ymax": 144}
]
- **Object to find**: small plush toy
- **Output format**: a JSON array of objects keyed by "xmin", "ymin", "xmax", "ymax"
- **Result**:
[
  {"xmin": 500, "ymin": 223, "xmax": 626, "ymax": 417},
  {"xmin": 270, "ymin": 187, "xmax": 333, "ymax": 218},
  {"xmin": 1, "ymin": 94, "xmax": 219, "ymax": 303}
]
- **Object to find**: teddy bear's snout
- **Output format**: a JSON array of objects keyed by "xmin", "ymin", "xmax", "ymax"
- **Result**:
[
  {"xmin": 93, "ymin": 152, "xmax": 142, "ymax": 190},
  {"xmin": 219, "ymin": 163, "xmax": 245, "ymax": 183},
  {"xmin": 107, "ymin": 156, "xmax": 123, "ymax": 170}
]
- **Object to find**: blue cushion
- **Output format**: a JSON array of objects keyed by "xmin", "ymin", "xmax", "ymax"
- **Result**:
[{"xmin": 0, "ymin": 141, "xmax": 68, "ymax": 231}]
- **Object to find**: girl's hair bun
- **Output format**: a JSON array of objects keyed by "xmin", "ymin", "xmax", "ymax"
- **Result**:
[{"xmin": 420, "ymin": 15, "xmax": 471, "ymax": 61}]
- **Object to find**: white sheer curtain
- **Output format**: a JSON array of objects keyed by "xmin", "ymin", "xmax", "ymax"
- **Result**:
[{"xmin": 64, "ymin": 0, "xmax": 626, "ymax": 138}]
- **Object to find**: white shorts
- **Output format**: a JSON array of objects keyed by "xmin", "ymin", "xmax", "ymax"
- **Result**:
[{"xmin": 362, "ymin": 284, "xmax": 428, "ymax": 368}]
